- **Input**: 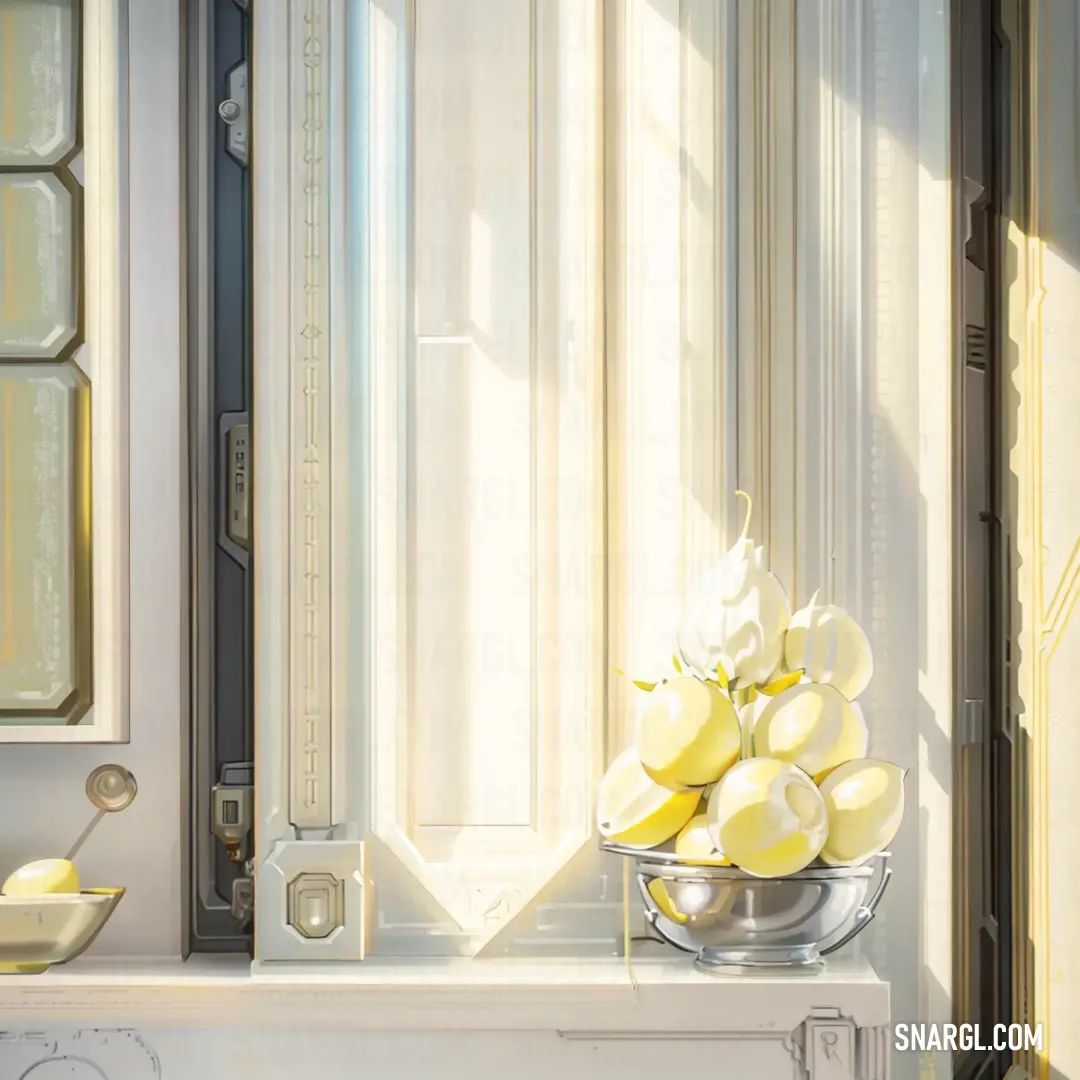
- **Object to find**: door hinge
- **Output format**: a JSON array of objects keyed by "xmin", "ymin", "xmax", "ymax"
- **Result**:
[{"xmin": 212, "ymin": 760, "xmax": 254, "ymax": 864}]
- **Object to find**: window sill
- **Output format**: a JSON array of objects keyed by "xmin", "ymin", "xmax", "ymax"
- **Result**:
[{"xmin": 0, "ymin": 954, "xmax": 889, "ymax": 1033}]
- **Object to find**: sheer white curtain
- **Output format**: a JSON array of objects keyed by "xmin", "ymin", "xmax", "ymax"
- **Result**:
[{"xmin": 345, "ymin": 0, "xmax": 737, "ymax": 957}]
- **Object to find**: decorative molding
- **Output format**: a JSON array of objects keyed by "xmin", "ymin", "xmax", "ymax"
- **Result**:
[
  {"xmin": 0, "ymin": 1030, "xmax": 160, "ymax": 1080},
  {"xmin": 254, "ymin": 839, "xmax": 366, "ymax": 960},
  {"xmin": 0, "ymin": 1022, "xmax": 897, "ymax": 1079},
  {"xmin": 734, "ymin": 0, "xmax": 798, "ymax": 594},
  {"xmin": 786, "ymin": 1011, "xmax": 889, "ymax": 1080},
  {"xmin": 287, "ymin": 0, "xmax": 334, "ymax": 831},
  {"xmin": 0, "ymin": 0, "xmax": 130, "ymax": 743},
  {"xmin": 252, "ymin": 0, "xmax": 353, "ymax": 960},
  {"xmin": 328, "ymin": 0, "xmax": 352, "ymax": 830},
  {"xmin": 0, "ymin": 956, "xmax": 889, "ymax": 1034},
  {"xmin": 855, "ymin": 1022, "xmax": 890, "ymax": 1080},
  {"xmin": 252, "ymin": 0, "xmax": 340, "ymax": 858},
  {"xmin": 792, "ymin": 0, "xmax": 867, "ymax": 611},
  {"xmin": 80, "ymin": 0, "xmax": 130, "ymax": 744},
  {"xmin": 252, "ymin": 0, "xmax": 297, "ymax": 866},
  {"xmin": 566, "ymin": 1013, "xmax": 887, "ymax": 1080},
  {"xmin": 0, "ymin": 1011, "xmax": 891, "ymax": 1079},
  {"xmin": 250, "ymin": 0, "xmax": 374, "ymax": 955}
]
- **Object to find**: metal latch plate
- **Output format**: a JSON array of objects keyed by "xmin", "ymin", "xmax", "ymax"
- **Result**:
[
  {"xmin": 960, "ymin": 699, "xmax": 985, "ymax": 746},
  {"xmin": 219, "ymin": 61, "xmax": 249, "ymax": 167},
  {"xmin": 219, "ymin": 412, "xmax": 250, "ymax": 566}
]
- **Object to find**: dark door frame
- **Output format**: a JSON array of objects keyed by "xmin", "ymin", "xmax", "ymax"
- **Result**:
[
  {"xmin": 182, "ymin": 0, "xmax": 254, "ymax": 956},
  {"xmin": 952, "ymin": 0, "xmax": 1023, "ymax": 1076}
]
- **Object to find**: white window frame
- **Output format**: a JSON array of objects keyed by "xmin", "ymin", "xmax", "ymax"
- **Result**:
[
  {"xmin": 0, "ymin": 0, "xmax": 129, "ymax": 744},
  {"xmin": 251, "ymin": 0, "xmax": 741, "ymax": 963},
  {"xmin": 251, "ymin": 0, "xmax": 953, "ymax": 1016}
]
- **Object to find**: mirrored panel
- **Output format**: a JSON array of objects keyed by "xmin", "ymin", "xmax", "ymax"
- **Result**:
[
  {"xmin": 0, "ymin": 0, "xmax": 79, "ymax": 166},
  {"xmin": 0, "ymin": 172, "xmax": 78, "ymax": 358},
  {"xmin": 0, "ymin": 361, "xmax": 89, "ymax": 721}
]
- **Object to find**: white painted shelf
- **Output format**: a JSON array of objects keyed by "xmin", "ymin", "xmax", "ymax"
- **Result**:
[{"xmin": 0, "ymin": 954, "xmax": 889, "ymax": 1034}]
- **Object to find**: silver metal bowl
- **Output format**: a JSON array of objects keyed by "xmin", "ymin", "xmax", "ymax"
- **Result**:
[
  {"xmin": 603, "ymin": 842, "xmax": 892, "ymax": 975},
  {"xmin": 0, "ymin": 889, "xmax": 125, "ymax": 974}
]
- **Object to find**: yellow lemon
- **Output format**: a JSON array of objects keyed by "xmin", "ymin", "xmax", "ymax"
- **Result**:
[
  {"xmin": 635, "ymin": 676, "xmax": 741, "ymax": 789},
  {"xmin": 675, "ymin": 813, "xmax": 731, "ymax": 865},
  {"xmin": 784, "ymin": 595, "xmax": 874, "ymax": 702},
  {"xmin": 818, "ymin": 758, "xmax": 906, "ymax": 866},
  {"xmin": 2, "ymin": 858, "xmax": 81, "ymax": 895},
  {"xmin": 597, "ymin": 747, "xmax": 701, "ymax": 848},
  {"xmin": 732, "ymin": 671, "xmax": 804, "ymax": 757},
  {"xmin": 646, "ymin": 879, "xmax": 688, "ymax": 924},
  {"xmin": 752, "ymin": 682, "xmax": 868, "ymax": 779},
  {"xmin": 705, "ymin": 757, "xmax": 828, "ymax": 877}
]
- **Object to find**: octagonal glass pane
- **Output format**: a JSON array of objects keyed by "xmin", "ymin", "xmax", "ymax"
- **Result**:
[
  {"xmin": 0, "ymin": 0, "xmax": 79, "ymax": 166},
  {"xmin": 0, "ymin": 362, "xmax": 88, "ymax": 720},
  {"xmin": 0, "ymin": 172, "xmax": 78, "ymax": 358}
]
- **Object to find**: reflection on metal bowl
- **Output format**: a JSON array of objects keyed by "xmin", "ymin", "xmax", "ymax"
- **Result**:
[
  {"xmin": 0, "ymin": 889, "xmax": 125, "ymax": 974},
  {"xmin": 602, "ymin": 842, "xmax": 891, "ymax": 975}
]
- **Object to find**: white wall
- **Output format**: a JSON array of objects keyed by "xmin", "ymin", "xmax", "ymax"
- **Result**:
[
  {"xmin": 0, "ymin": 0, "xmax": 184, "ymax": 957},
  {"xmin": 1015, "ymin": 1, "xmax": 1080, "ymax": 1074},
  {"xmin": 0, "ymin": 1027, "xmax": 814, "ymax": 1080}
]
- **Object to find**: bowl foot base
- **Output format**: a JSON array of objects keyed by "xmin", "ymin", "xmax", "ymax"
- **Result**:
[
  {"xmin": 693, "ymin": 945, "xmax": 824, "ymax": 976},
  {"xmin": 0, "ymin": 962, "xmax": 50, "ymax": 975}
]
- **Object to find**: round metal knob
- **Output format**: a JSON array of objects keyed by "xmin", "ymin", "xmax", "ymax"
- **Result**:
[
  {"xmin": 85, "ymin": 764, "xmax": 138, "ymax": 813},
  {"xmin": 218, "ymin": 99, "xmax": 242, "ymax": 124}
]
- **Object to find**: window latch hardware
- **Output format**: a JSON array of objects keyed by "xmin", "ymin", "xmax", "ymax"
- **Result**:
[
  {"xmin": 230, "ymin": 874, "xmax": 254, "ymax": 925},
  {"xmin": 219, "ymin": 412, "xmax": 250, "ymax": 567},
  {"xmin": 218, "ymin": 61, "xmax": 249, "ymax": 168},
  {"xmin": 212, "ymin": 761, "xmax": 254, "ymax": 864}
]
